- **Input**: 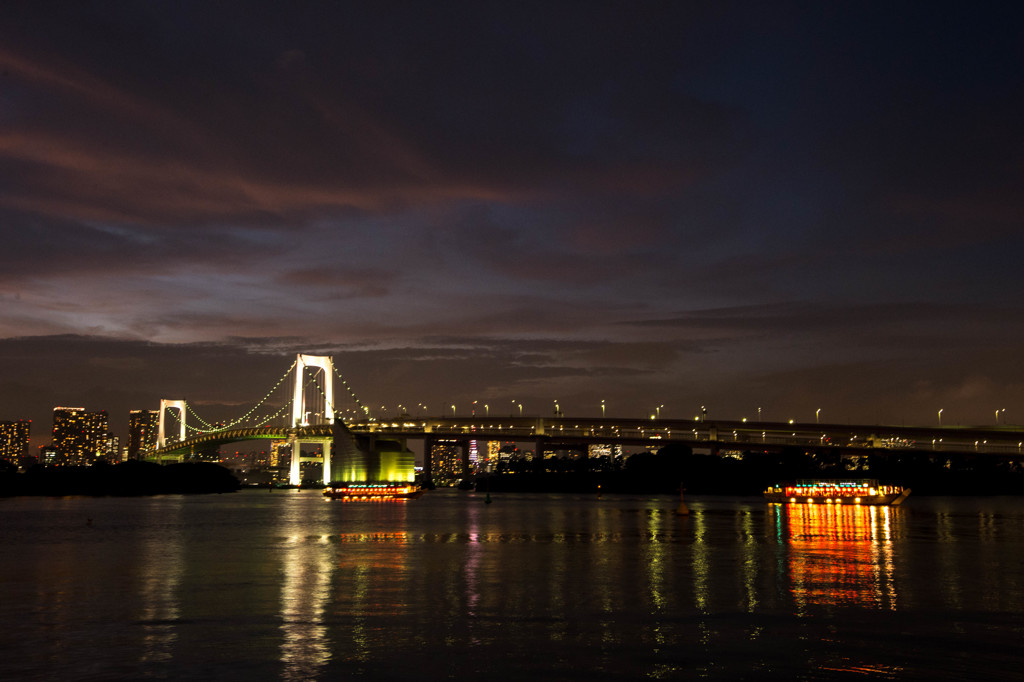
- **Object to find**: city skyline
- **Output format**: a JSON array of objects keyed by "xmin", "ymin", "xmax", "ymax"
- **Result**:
[{"xmin": 3, "ymin": 3, "xmax": 1024, "ymax": 444}]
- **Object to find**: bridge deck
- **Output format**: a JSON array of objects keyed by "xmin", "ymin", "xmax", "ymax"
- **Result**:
[{"xmin": 150, "ymin": 417, "xmax": 1024, "ymax": 458}]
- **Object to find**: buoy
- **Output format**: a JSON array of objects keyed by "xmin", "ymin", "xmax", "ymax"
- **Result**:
[{"xmin": 676, "ymin": 487, "xmax": 689, "ymax": 516}]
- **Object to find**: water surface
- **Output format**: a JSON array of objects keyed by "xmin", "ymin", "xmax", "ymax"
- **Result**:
[{"xmin": 2, "ymin": 490, "xmax": 1022, "ymax": 679}]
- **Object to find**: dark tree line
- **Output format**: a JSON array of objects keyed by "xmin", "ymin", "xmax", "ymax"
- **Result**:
[
  {"xmin": 479, "ymin": 444, "xmax": 1024, "ymax": 495},
  {"xmin": 0, "ymin": 460, "xmax": 240, "ymax": 497}
]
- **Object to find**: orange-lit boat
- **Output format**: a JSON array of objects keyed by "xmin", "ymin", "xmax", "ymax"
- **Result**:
[
  {"xmin": 764, "ymin": 478, "xmax": 909, "ymax": 506},
  {"xmin": 323, "ymin": 482, "xmax": 425, "ymax": 501}
]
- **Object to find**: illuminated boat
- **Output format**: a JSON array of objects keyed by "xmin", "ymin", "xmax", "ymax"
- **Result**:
[
  {"xmin": 323, "ymin": 482, "xmax": 425, "ymax": 501},
  {"xmin": 764, "ymin": 478, "xmax": 910, "ymax": 506}
]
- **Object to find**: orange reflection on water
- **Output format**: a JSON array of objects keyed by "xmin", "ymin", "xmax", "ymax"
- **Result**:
[
  {"xmin": 331, "ymin": 504, "xmax": 412, "ymax": 662},
  {"xmin": 781, "ymin": 503, "xmax": 898, "ymax": 611}
]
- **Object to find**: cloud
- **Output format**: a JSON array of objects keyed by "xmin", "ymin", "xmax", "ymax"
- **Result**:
[
  {"xmin": 275, "ymin": 267, "xmax": 392, "ymax": 299},
  {"xmin": 1, "ymin": 3, "xmax": 1024, "ymax": 445}
]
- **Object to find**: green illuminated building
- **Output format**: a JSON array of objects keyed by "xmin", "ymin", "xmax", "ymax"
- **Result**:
[{"xmin": 331, "ymin": 422, "xmax": 415, "ymax": 483}]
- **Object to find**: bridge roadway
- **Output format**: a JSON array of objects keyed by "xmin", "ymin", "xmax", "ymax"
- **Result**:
[{"xmin": 151, "ymin": 416, "xmax": 1024, "ymax": 458}]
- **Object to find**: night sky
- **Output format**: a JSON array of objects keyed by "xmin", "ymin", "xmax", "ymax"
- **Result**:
[{"xmin": 3, "ymin": 2, "xmax": 1024, "ymax": 446}]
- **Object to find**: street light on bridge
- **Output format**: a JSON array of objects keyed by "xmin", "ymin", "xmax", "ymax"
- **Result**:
[
  {"xmin": 601, "ymin": 399, "xmax": 606, "ymax": 418},
  {"xmin": 816, "ymin": 408, "xmax": 821, "ymax": 424},
  {"xmin": 451, "ymin": 404, "xmax": 456, "ymax": 416},
  {"xmin": 996, "ymin": 408, "xmax": 1005, "ymax": 424},
  {"xmin": 938, "ymin": 408, "xmax": 943, "ymax": 426}
]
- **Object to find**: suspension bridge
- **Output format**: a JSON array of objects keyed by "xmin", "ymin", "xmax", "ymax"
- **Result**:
[
  {"xmin": 152, "ymin": 354, "xmax": 378, "ymax": 486},
  {"xmin": 149, "ymin": 354, "xmax": 1024, "ymax": 486}
]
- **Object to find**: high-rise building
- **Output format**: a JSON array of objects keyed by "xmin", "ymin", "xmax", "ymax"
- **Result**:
[
  {"xmin": 51, "ymin": 407, "xmax": 86, "ymax": 464},
  {"xmin": 269, "ymin": 440, "xmax": 290, "ymax": 469},
  {"xmin": 38, "ymin": 444, "xmax": 59, "ymax": 466},
  {"xmin": 0, "ymin": 420, "xmax": 30, "ymax": 463},
  {"xmin": 128, "ymin": 409, "xmax": 159, "ymax": 460},
  {"xmin": 429, "ymin": 438, "xmax": 463, "ymax": 486},
  {"xmin": 52, "ymin": 407, "xmax": 112, "ymax": 465},
  {"xmin": 477, "ymin": 440, "xmax": 500, "ymax": 473},
  {"xmin": 101, "ymin": 434, "xmax": 122, "ymax": 463}
]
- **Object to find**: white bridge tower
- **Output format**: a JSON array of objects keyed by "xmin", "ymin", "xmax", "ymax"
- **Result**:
[
  {"xmin": 289, "ymin": 354, "xmax": 336, "ymax": 486},
  {"xmin": 156, "ymin": 399, "xmax": 187, "ymax": 449}
]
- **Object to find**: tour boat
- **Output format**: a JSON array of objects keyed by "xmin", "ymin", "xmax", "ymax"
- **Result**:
[
  {"xmin": 323, "ymin": 482, "xmax": 425, "ymax": 501},
  {"xmin": 764, "ymin": 479, "xmax": 910, "ymax": 506}
]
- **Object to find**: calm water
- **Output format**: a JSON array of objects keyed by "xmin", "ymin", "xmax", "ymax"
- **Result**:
[{"xmin": 2, "ymin": 490, "xmax": 1023, "ymax": 680}]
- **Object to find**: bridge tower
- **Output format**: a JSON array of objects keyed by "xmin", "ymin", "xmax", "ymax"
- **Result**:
[
  {"xmin": 156, "ymin": 399, "xmax": 187, "ymax": 462},
  {"xmin": 156, "ymin": 399, "xmax": 187, "ymax": 449},
  {"xmin": 289, "ymin": 354, "xmax": 336, "ymax": 486}
]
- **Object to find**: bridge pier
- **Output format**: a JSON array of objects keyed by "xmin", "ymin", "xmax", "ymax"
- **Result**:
[
  {"xmin": 323, "ymin": 440, "xmax": 332, "ymax": 484},
  {"xmin": 422, "ymin": 435, "xmax": 434, "ymax": 485},
  {"xmin": 461, "ymin": 438, "xmax": 471, "ymax": 479},
  {"xmin": 289, "ymin": 438, "xmax": 301, "ymax": 486},
  {"xmin": 288, "ymin": 437, "xmax": 333, "ymax": 486}
]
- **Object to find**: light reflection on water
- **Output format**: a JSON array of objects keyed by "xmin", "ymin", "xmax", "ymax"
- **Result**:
[
  {"xmin": 138, "ymin": 497, "xmax": 184, "ymax": 666},
  {"xmin": 3, "ymin": 491, "xmax": 1024, "ymax": 680},
  {"xmin": 279, "ymin": 532, "xmax": 332, "ymax": 680},
  {"xmin": 777, "ymin": 503, "xmax": 899, "ymax": 612},
  {"xmin": 691, "ymin": 506, "xmax": 710, "ymax": 614}
]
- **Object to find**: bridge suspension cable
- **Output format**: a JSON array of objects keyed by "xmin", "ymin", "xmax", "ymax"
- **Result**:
[
  {"xmin": 333, "ymin": 365, "xmax": 369, "ymax": 419},
  {"xmin": 165, "ymin": 388, "xmax": 313, "ymax": 436},
  {"xmin": 179, "ymin": 359, "xmax": 299, "ymax": 433},
  {"xmin": 288, "ymin": 361, "xmax": 368, "ymax": 422},
  {"xmin": 159, "ymin": 355, "xmax": 370, "ymax": 445}
]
